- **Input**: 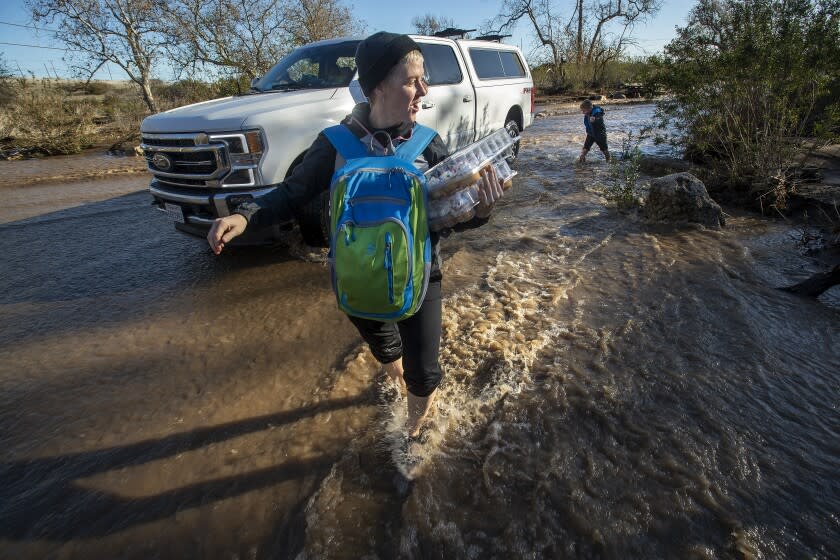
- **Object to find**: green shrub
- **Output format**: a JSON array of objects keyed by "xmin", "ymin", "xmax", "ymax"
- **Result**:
[
  {"xmin": 212, "ymin": 75, "xmax": 252, "ymax": 98},
  {"xmin": 531, "ymin": 57, "xmax": 659, "ymax": 94},
  {"xmin": 651, "ymin": 0, "xmax": 840, "ymax": 211},
  {"xmin": 605, "ymin": 146, "xmax": 645, "ymax": 210}
]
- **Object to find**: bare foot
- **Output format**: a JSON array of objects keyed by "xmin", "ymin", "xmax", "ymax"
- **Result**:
[{"xmin": 407, "ymin": 390, "xmax": 437, "ymax": 437}]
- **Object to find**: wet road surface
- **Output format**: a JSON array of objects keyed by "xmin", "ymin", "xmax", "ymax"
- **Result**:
[{"xmin": 1, "ymin": 104, "xmax": 838, "ymax": 559}]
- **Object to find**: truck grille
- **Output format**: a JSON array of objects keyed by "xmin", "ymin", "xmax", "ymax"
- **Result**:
[
  {"xmin": 157, "ymin": 176, "xmax": 207, "ymax": 187},
  {"xmin": 140, "ymin": 136, "xmax": 194, "ymax": 147},
  {"xmin": 164, "ymin": 150, "xmax": 217, "ymax": 174},
  {"xmin": 141, "ymin": 133, "xmax": 228, "ymax": 188}
]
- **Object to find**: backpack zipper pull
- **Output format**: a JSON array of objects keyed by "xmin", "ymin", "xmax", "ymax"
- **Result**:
[{"xmin": 384, "ymin": 232, "xmax": 394, "ymax": 304}]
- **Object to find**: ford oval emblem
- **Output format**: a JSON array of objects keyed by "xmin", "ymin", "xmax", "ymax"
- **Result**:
[{"xmin": 151, "ymin": 152, "xmax": 172, "ymax": 171}]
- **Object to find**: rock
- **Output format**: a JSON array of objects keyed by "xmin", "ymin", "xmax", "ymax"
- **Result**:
[
  {"xmin": 645, "ymin": 172, "xmax": 725, "ymax": 229},
  {"xmin": 134, "ymin": 145, "xmax": 145, "ymax": 157},
  {"xmin": 781, "ymin": 265, "xmax": 840, "ymax": 297},
  {"xmin": 609, "ymin": 92, "xmax": 627, "ymax": 99},
  {"xmin": 638, "ymin": 155, "xmax": 693, "ymax": 176}
]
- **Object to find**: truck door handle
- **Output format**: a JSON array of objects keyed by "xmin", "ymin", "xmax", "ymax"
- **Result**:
[
  {"xmin": 421, "ymin": 101, "xmax": 435, "ymax": 109},
  {"xmin": 463, "ymin": 95, "xmax": 473, "ymax": 102}
]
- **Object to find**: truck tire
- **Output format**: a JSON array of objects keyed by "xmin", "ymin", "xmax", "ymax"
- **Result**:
[
  {"xmin": 504, "ymin": 120, "xmax": 521, "ymax": 165},
  {"xmin": 285, "ymin": 151, "xmax": 330, "ymax": 247},
  {"xmin": 297, "ymin": 189, "xmax": 330, "ymax": 247}
]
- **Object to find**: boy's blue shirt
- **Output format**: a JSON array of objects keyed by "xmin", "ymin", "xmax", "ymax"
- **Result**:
[{"xmin": 584, "ymin": 105, "xmax": 605, "ymax": 135}]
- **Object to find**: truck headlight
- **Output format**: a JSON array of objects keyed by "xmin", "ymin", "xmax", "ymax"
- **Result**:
[
  {"xmin": 230, "ymin": 130, "xmax": 263, "ymax": 167},
  {"xmin": 230, "ymin": 130, "xmax": 264, "ymax": 167},
  {"xmin": 244, "ymin": 130, "xmax": 263, "ymax": 155},
  {"xmin": 208, "ymin": 129, "xmax": 266, "ymax": 187},
  {"xmin": 209, "ymin": 130, "xmax": 264, "ymax": 165}
]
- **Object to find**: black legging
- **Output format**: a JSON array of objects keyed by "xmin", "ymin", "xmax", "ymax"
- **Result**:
[{"xmin": 347, "ymin": 279, "xmax": 442, "ymax": 397}]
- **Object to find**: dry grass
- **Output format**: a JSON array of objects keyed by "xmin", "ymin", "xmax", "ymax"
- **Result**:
[{"xmin": 0, "ymin": 78, "xmax": 231, "ymax": 158}]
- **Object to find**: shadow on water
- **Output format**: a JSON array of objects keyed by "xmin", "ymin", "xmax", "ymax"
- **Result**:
[
  {"xmin": 0, "ymin": 388, "xmax": 374, "ymax": 541},
  {"xmin": 0, "ymin": 191, "xmax": 322, "ymax": 349},
  {"xmin": 0, "ymin": 192, "xmax": 302, "ymax": 306}
]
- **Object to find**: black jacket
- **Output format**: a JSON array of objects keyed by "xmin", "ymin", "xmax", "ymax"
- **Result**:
[{"xmin": 234, "ymin": 102, "xmax": 489, "ymax": 279}]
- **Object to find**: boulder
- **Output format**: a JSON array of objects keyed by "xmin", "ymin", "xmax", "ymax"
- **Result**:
[
  {"xmin": 781, "ymin": 265, "xmax": 840, "ymax": 297},
  {"xmin": 645, "ymin": 172, "xmax": 725, "ymax": 228},
  {"xmin": 638, "ymin": 155, "xmax": 693, "ymax": 176}
]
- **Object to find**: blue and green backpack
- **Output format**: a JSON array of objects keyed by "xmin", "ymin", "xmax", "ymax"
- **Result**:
[{"xmin": 322, "ymin": 124, "xmax": 436, "ymax": 321}]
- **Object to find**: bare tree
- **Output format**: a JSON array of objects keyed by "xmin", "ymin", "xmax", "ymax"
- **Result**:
[
  {"xmin": 487, "ymin": 0, "xmax": 661, "ymax": 88},
  {"xmin": 161, "ymin": 0, "xmax": 293, "ymax": 81},
  {"xmin": 284, "ymin": 0, "xmax": 366, "ymax": 46},
  {"xmin": 411, "ymin": 14, "xmax": 456, "ymax": 35},
  {"xmin": 584, "ymin": 0, "xmax": 661, "ymax": 63},
  {"xmin": 28, "ymin": 0, "xmax": 165, "ymax": 113},
  {"xmin": 582, "ymin": 0, "xmax": 661, "ymax": 84},
  {"xmin": 574, "ymin": 0, "xmax": 584, "ymax": 64},
  {"xmin": 162, "ymin": 0, "xmax": 364, "ymax": 83},
  {"xmin": 485, "ymin": 0, "xmax": 568, "ymax": 87},
  {"xmin": 587, "ymin": 27, "xmax": 632, "ymax": 84}
]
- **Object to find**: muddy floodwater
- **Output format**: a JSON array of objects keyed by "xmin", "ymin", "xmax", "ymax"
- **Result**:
[{"xmin": 1, "ymin": 104, "xmax": 838, "ymax": 559}]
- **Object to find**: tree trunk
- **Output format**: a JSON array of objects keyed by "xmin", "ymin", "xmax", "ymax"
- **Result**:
[
  {"xmin": 140, "ymin": 76, "xmax": 159, "ymax": 114},
  {"xmin": 576, "ymin": 0, "xmax": 583, "ymax": 64}
]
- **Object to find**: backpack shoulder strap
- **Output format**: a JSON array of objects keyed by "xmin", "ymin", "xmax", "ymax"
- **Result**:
[
  {"xmin": 394, "ymin": 124, "xmax": 437, "ymax": 163},
  {"xmin": 322, "ymin": 124, "xmax": 368, "ymax": 161}
]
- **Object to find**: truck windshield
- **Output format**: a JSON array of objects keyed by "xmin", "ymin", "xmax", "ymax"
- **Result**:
[{"xmin": 253, "ymin": 40, "xmax": 361, "ymax": 92}]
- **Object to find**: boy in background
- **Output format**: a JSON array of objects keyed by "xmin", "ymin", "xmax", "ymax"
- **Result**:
[{"xmin": 578, "ymin": 99, "xmax": 610, "ymax": 163}]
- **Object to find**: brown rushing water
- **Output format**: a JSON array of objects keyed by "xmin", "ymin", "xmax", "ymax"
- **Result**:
[{"xmin": 0, "ymin": 104, "xmax": 838, "ymax": 559}]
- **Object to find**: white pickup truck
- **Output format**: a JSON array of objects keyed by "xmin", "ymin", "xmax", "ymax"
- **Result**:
[{"xmin": 141, "ymin": 35, "xmax": 534, "ymax": 245}]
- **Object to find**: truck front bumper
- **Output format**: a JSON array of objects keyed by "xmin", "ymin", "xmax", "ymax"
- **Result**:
[
  {"xmin": 150, "ymin": 181, "xmax": 276, "ymax": 225},
  {"xmin": 149, "ymin": 180, "xmax": 290, "ymax": 242}
]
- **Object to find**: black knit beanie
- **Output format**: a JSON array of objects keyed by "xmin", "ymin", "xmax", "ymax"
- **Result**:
[{"xmin": 355, "ymin": 32, "xmax": 421, "ymax": 97}]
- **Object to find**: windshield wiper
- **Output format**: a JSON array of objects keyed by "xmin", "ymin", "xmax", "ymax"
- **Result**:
[
  {"xmin": 240, "ymin": 84, "xmax": 304, "ymax": 96},
  {"xmin": 267, "ymin": 84, "xmax": 309, "ymax": 92}
]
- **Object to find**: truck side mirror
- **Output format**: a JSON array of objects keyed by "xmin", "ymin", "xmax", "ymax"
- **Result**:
[{"xmin": 250, "ymin": 77, "xmax": 261, "ymax": 88}]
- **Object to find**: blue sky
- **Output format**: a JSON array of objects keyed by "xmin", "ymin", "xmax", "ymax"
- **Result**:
[{"xmin": 0, "ymin": 0, "xmax": 697, "ymax": 80}]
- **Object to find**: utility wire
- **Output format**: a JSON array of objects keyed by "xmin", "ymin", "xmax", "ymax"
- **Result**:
[
  {"xmin": 0, "ymin": 20, "xmax": 60, "ymax": 33},
  {"xmin": 0, "ymin": 41, "xmax": 69, "ymax": 51}
]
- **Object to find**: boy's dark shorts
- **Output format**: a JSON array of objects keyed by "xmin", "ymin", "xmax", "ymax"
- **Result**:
[{"xmin": 584, "ymin": 133, "xmax": 608, "ymax": 152}]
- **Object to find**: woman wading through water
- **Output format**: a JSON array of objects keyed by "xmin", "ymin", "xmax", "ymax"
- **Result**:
[{"xmin": 207, "ymin": 32, "xmax": 504, "ymax": 454}]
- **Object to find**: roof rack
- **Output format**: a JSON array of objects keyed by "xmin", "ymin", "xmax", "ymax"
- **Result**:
[
  {"xmin": 473, "ymin": 34, "xmax": 512, "ymax": 42},
  {"xmin": 432, "ymin": 27, "xmax": 476, "ymax": 39}
]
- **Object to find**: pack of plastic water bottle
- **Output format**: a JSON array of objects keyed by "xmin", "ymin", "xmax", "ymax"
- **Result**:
[{"xmin": 425, "ymin": 128, "xmax": 518, "ymax": 230}]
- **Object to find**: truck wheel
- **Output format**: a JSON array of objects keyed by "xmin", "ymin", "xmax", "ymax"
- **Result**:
[
  {"xmin": 297, "ymin": 190, "xmax": 330, "ymax": 247},
  {"xmin": 504, "ymin": 120, "xmax": 521, "ymax": 165}
]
